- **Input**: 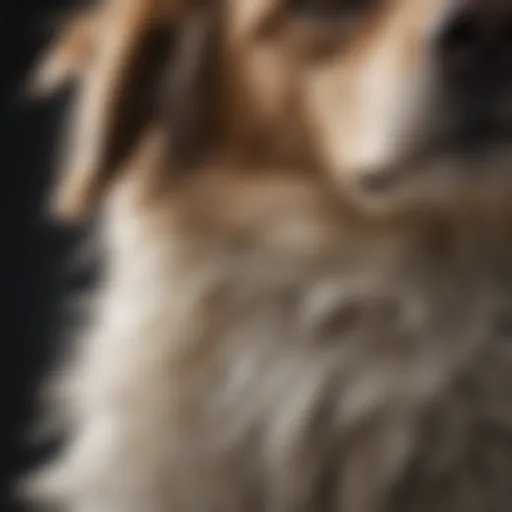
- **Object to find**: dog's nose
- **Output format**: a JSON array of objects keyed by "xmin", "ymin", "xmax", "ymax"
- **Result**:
[{"xmin": 437, "ymin": 0, "xmax": 512, "ymax": 87}]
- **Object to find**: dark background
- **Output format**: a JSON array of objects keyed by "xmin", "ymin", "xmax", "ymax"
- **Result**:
[{"xmin": 2, "ymin": 1, "xmax": 86, "ymax": 509}]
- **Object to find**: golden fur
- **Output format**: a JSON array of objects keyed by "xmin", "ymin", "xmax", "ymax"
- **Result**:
[{"xmin": 25, "ymin": 1, "xmax": 512, "ymax": 511}]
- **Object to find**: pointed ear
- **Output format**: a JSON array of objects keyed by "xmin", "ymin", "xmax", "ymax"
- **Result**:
[
  {"xmin": 30, "ymin": 9, "xmax": 101, "ymax": 96},
  {"xmin": 43, "ymin": 0, "xmax": 219, "ymax": 222}
]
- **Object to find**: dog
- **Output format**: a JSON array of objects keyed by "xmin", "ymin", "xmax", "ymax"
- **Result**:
[{"xmin": 25, "ymin": 0, "xmax": 512, "ymax": 510}]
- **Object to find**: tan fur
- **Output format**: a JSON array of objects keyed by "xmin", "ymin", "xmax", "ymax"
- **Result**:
[{"xmin": 25, "ymin": 1, "xmax": 512, "ymax": 511}]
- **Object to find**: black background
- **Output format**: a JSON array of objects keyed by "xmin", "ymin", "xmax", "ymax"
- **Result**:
[{"xmin": 2, "ymin": 1, "xmax": 85, "ymax": 509}]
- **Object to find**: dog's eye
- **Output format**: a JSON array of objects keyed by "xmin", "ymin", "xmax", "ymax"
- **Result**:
[{"xmin": 289, "ymin": 0, "xmax": 372, "ymax": 19}]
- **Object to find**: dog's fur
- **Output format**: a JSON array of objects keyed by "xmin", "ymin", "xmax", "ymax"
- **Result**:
[{"xmin": 26, "ymin": 0, "xmax": 512, "ymax": 511}]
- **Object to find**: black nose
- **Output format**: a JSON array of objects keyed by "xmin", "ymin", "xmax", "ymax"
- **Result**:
[{"xmin": 437, "ymin": 0, "xmax": 512, "ymax": 89}]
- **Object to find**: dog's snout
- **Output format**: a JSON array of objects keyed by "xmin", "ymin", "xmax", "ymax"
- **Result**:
[{"xmin": 436, "ymin": 0, "xmax": 512, "ymax": 87}]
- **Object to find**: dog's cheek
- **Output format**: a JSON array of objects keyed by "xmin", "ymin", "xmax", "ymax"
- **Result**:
[
  {"xmin": 300, "ymin": 6, "xmax": 441, "ymax": 187},
  {"xmin": 300, "ymin": 60, "xmax": 372, "ymax": 183}
]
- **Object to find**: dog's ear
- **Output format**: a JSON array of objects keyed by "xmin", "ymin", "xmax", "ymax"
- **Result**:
[
  {"xmin": 31, "ymin": 8, "xmax": 101, "ymax": 95},
  {"xmin": 41, "ymin": 0, "xmax": 219, "ymax": 222}
]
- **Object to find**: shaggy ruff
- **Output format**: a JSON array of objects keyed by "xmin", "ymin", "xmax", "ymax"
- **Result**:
[{"xmin": 26, "ymin": 169, "xmax": 512, "ymax": 512}]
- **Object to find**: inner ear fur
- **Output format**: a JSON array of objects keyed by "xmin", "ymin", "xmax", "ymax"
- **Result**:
[{"xmin": 43, "ymin": 0, "xmax": 220, "ymax": 222}]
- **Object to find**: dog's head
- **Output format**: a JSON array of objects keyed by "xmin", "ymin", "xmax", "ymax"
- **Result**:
[{"xmin": 35, "ymin": 0, "xmax": 512, "ymax": 220}]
